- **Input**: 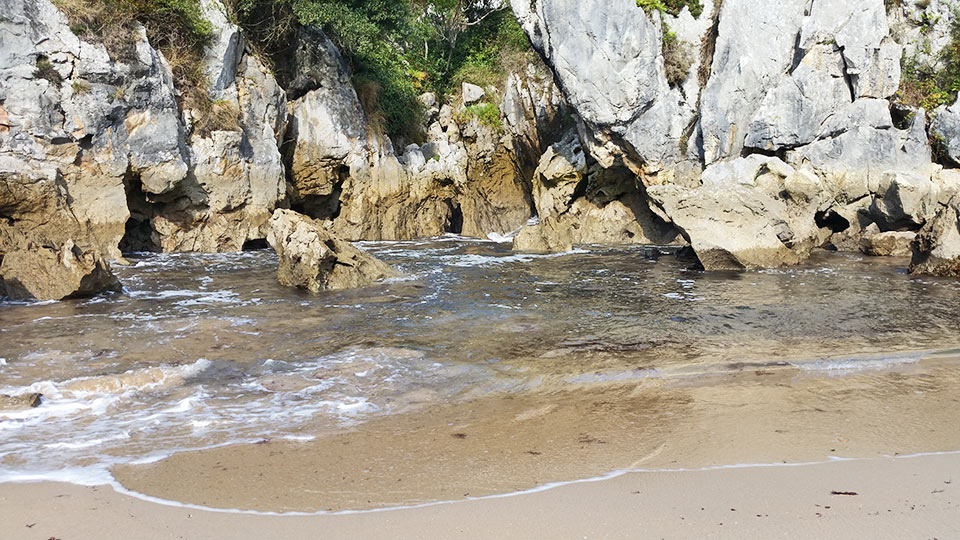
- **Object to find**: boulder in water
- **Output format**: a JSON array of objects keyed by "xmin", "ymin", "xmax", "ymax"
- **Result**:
[
  {"xmin": 266, "ymin": 209, "xmax": 398, "ymax": 292},
  {"xmin": 0, "ymin": 241, "xmax": 122, "ymax": 301},
  {"xmin": 0, "ymin": 393, "xmax": 42, "ymax": 410}
]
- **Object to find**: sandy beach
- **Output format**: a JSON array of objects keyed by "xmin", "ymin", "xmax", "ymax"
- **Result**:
[
  {"xmin": 112, "ymin": 359, "xmax": 960, "ymax": 513},
  {"xmin": 2, "ymin": 357, "xmax": 959, "ymax": 539},
  {"xmin": 2, "ymin": 452, "xmax": 958, "ymax": 540}
]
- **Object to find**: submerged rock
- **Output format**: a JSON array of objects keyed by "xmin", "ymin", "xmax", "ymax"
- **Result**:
[
  {"xmin": 0, "ymin": 240, "xmax": 122, "ymax": 301},
  {"xmin": 0, "ymin": 393, "xmax": 42, "ymax": 410},
  {"xmin": 910, "ymin": 196, "xmax": 960, "ymax": 277},
  {"xmin": 266, "ymin": 209, "xmax": 397, "ymax": 292}
]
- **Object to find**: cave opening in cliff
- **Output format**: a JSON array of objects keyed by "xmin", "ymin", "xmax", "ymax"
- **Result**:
[
  {"xmin": 293, "ymin": 166, "xmax": 348, "ymax": 221},
  {"xmin": 119, "ymin": 166, "xmax": 161, "ymax": 253},
  {"xmin": 446, "ymin": 201, "xmax": 463, "ymax": 235},
  {"xmin": 242, "ymin": 238, "xmax": 269, "ymax": 251},
  {"xmin": 815, "ymin": 209, "xmax": 851, "ymax": 233}
]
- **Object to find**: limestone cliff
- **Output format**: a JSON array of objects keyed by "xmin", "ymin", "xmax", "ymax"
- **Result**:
[
  {"xmin": 512, "ymin": 0, "xmax": 960, "ymax": 271},
  {"xmin": 4, "ymin": 0, "xmax": 960, "ymax": 288}
]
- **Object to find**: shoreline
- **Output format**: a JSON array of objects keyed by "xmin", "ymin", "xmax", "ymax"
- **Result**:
[
  {"xmin": 3, "ymin": 452, "xmax": 958, "ymax": 539},
  {"xmin": 111, "ymin": 358, "xmax": 960, "ymax": 513}
]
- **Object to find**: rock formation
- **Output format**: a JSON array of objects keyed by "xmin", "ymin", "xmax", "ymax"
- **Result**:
[
  {"xmin": 266, "ymin": 209, "xmax": 397, "ymax": 292},
  {"xmin": 910, "ymin": 194, "xmax": 960, "ymax": 277},
  {"xmin": 0, "ymin": 0, "xmax": 286, "ymax": 263},
  {"xmin": 0, "ymin": 240, "xmax": 121, "ymax": 300},
  {"xmin": 511, "ymin": 0, "xmax": 959, "ymax": 270},
  {"xmin": 0, "ymin": 393, "xmax": 43, "ymax": 410}
]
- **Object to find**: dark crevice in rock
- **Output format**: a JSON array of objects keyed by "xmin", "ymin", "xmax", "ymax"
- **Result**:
[
  {"xmin": 697, "ymin": 0, "xmax": 723, "ymax": 90},
  {"xmin": 740, "ymin": 146, "xmax": 787, "ymax": 161},
  {"xmin": 446, "ymin": 200, "xmax": 464, "ymax": 234},
  {"xmin": 815, "ymin": 209, "xmax": 851, "ymax": 233},
  {"xmin": 295, "ymin": 165, "xmax": 349, "ymax": 221},
  {"xmin": 119, "ymin": 166, "xmax": 160, "ymax": 253},
  {"xmin": 241, "ymin": 238, "xmax": 269, "ymax": 251},
  {"xmin": 836, "ymin": 46, "xmax": 857, "ymax": 103}
]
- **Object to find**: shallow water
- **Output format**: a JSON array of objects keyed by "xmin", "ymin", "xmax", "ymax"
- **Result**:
[{"xmin": 2, "ymin": 237, "xmax": 960, "ymax": 484}]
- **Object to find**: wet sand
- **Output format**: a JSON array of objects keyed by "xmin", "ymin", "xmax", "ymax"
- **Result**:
[
  {"xmin": 3, "ymin": 453, "xmax": 959, "ymax": 539},
  {"xmin": 112, "ymin": 357, "xmax": 960, "ymax": 513}
]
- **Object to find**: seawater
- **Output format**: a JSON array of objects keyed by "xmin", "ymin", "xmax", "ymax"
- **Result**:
[{"xmin": 2, "ymin": 237, "xmax": 960, "ymax": 485}]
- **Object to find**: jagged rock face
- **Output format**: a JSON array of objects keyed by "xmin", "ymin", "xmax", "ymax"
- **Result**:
[
  {"xmin": 511, "ymin": 0, "xmax": 710, "ymax": 171},
  {"xmin": 0, "ymin": 0, "xmax": 184, "ymax": 259},
  {"xmin": 284, "ymin": 27, "xmax": 565, "ymax": 242},
  {"xmin": 266, "ymin": 209, "xmax": 397, "ymax": 292},
  {"xmin": 514, "ymin": 131, "xmax": 678, "ymax": 252},
  {"xmin": 892, "ymin": 0, "xmax": 958, "ymax": 71},
  {"xmin": 931, "ymin": 94, "xmax": 960, "ymax": 165},
  {"xmin": 146, "ymin": 0, "xmax": 287, "ymax": 252},
  {"xmin": 0, "ymin": 240, "xmax": 121, "ymax": 300},
  {"xmin": 285, "ymin": 28, "xmax": 367, "ymax": 210},
  {"xmin": 697, "ymin": 0, "xmax": 810, "ymax": 164},
  {"xmin": 910, "ymin": 196, "xmax": 960, "ymax": 277},
  {"xmin": 513, "ymin": 0, "xmax": 955, "ymax": 270},
  {"xmin": 0, "ymin": 0, "xmax": 287, "ymax": 260}
]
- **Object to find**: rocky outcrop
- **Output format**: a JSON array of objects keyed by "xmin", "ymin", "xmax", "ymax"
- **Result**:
[
  {"xmin": 0, "ymin": 240, "xmax": 121, "ymax": 300},
  {"xmin": 910, "ymin": 195, "xmax": 960, "ymax": 277},
  {"xmin": 648, "ymin": 156, "xmax": 824, "ymax": 269},
  {"xmin": 266, "ymin": 209, "xmax": 397, "ymax": 292},
  {"xmin": 511, "ymin": 0, "xmax": 711, "ymax": 171},
  {"xmin": 511, "ymin": 0, "xmax": 960, "ymax": 271},
  {"xmin": 0, "ymin": 0, "xmax": 287, "ymax": 262},
  {"xmin": 284, "ymin": 28, "xmax": 566, "ymax": 242},
  {"xmin": 514, "ymin": 130, "xmax": 677, "ymax": 251},
  {"xmin": 136, "ymin": 0, "xmax": 287, "ymax": 252},
  {"xmin": 0, "ymin": 393, "xmax": 43, "ymax": 410}
]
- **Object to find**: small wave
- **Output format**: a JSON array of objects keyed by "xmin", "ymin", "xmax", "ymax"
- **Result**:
[
  {"xmin": 0, "ymin": 359, "xmax": 212, "ymax": 402},
  {"xmin": 440, "ymin": 249, "xmax": 588, "ymax": 268}
]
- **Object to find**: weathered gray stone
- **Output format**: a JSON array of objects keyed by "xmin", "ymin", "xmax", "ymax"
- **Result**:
[
  {"xmin": 514, "ymin": 131, "xmax": 678, "ymax": 252},
  {"xmin": 648, "ymin": 156, "xmax": 823, "ymax": 270},
  {"xmin": 511, "ymin": 0, "xmax": 705, "ymax": 170},
  {"xmin": 266, "ymin": 209, "xmax": 397, "ymax": 292},
  {"xmin": 910, "ymin": 196, "xmax": 960, "ymax": 277},
  {"xmin": 869, "ymin": 171, "xmax": 940, "ymax": 230},
  {"xmin": 462, "ymin": 83, "xmax": 485, "ymax": 105},
  {"xmin": 931, "ymin": 93, "xmax": 960, "ymax": 165},
  {"xmin": 799, "ymin": 0, "xmax": 899, "ymax": 99},
  {"xmin": 0, "ymin": 240, "xmax": 121, "ymax": 300},
  {"xmin": 745, "ymin": 45, "xmax": 851, "ymax": 151},
  {"xmin": 698, "ymin": 0, "xmax": 809, "ymax": 164}
]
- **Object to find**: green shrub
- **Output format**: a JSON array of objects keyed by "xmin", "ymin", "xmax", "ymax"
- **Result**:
[
  {"xmin": 459, "ymin": 102, "xmax": 502, "ymax": 131},
  {"xmin": 662, "ymin": 28, "xmax": 693, "ymax": 87},
  {"xmin": 72, "ymin": 79, "xmax": 91, "ymax": 95},
  {"xmin": 637, "ymin": 0, "xmax": 703, "ymax": 18},
  {"xmin": 896, "ymin": 9, "xmax": 960, "ymax": 111}
]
